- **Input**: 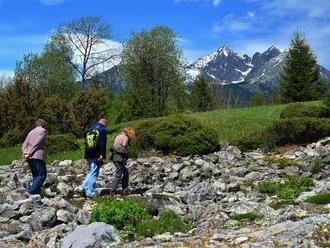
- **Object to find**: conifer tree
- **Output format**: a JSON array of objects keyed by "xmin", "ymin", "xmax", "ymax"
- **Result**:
[
  {"xmin": 190, "ymin": 75, "xmax": 214, "ymax": 112},
  {"xmin": 279, "ymin": 32, "xmax": 328, "ymax": 102}
]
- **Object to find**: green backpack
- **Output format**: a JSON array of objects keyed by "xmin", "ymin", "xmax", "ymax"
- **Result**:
[{"xmin": 85, "ymin": 126, "xmax": 101, "ymax": 151}]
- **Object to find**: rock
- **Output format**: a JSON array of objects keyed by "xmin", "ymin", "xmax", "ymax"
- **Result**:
[
  {"xmin": 153, "ymin": 232, "xmax": 172, "ymax": 242},
  {"xmin": 59, "ymin": 160, "xmax": 73, "ymax": 167},
  {"xmin": 77, "ymin": 209, "xmax": 90, "ymax": 224},
  {"xmin": 56, "ymin": 182, "xmax": 74, "ymax": 197},
  {"xmin": 30, "ymin": 207, "xmax": 57, "ymax": 231},
  {"xmin": 245, "ymin": 171, "xmax": 262, "ymax": 181},
  {"xmin": 61, "ymin": 222, "xmax": 120, "ymax": 248},
  {"xmin": 57, "ymin": 209, "xmax": 76, "ymax": 223},
  {"xmin": 227, "ymin": 182, "xmax": 240, "ymax": 192}
]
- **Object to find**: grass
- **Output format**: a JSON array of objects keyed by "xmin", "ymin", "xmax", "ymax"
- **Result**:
[
  {"xmin": 305, "ymin": 192, "xmax": 330, "ymax": 205},
  {"xmin": 258, "ymin": 175, "xmax": 314, "ymax": 201},
  {"xmin": 0, "ymin": 102, "xmax": 319, "ymax": 165},
  {"xmin": 230, "ymin": 212, "xmax": 261, "ymax": 222},
  {"xmin": 264, "ymin": 156, "xmax": 302, "ymax": 169}
]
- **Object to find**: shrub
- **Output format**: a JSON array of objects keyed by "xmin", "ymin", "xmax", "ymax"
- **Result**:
[
  {"xmin": 0, "ymin": 127, "xmax": 29, "ymax": 148},
  {"xmin": 90, "ymin": 198, "xmax": 192, "ymax": 239},
  {"xmin": 305, "ymin": 192, "xmax": 330, "ymax": 205},
  {"xmin": 323, "ymin": 91, "xmax": 330, "ymax": 109},
  {"xmin": 280, "ymin": 103, "xmax": 328, "ymax": 119},
  {"xmin": 263, "ymin": 118, "xmax": 330, "ymax": 148},
  {"xmin": 134, "ymin": 115, "xmax": 219, "ymax": 156},
  {"xmin": 136, "ymin": 211, "xmax": 192, "ymax": 237},
  {"xmin": 46, "ymin": 134, "xmax": 79, "ymax": 154},
  {"xmin": 258, "ymin": 175, "xmax": 314, "ymax": 201},
  {"xmin": 90, "ymin": 198, "xmax": 149, "ymax": 230}
]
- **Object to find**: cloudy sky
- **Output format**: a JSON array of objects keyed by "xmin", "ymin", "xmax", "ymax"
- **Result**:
[{"xmin": 0, "ymin": 0, "xmax": 330, "ymax": 75}]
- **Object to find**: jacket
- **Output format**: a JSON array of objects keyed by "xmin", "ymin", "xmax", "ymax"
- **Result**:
[
  {"xmin": 111, "ymin": 132, "xmax": 129, "ymax": 162},
  {"xmin": 84, "ymin": 123, "xmax": 108, "ymax": 160},
  {"xmin": 22, "ymin": 126, "xmax": 47, "ymax": 160}
]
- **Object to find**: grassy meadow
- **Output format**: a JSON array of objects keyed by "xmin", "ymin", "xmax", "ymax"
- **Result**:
[{"xmin": 0, "ymin": 103, "xmax": 289, "ymax": 165}]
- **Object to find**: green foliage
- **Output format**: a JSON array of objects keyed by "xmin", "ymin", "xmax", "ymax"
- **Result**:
[
  {"xmin": 264, "ymin": 156, "xmax": 302, "ymax": 169},
  {"xmin": 133, "ymin": 115, "xmax": 219, "ymax": 156},
  {"xmin": 120, "ymin": 26, "xmax": 186, "ymax": 120},
  {"xmin": 136, "ymin": 211, "xmax": 192, "ymax": 238},
  {"xmin": 311, "ymin": 158, "xmax": 325, "ymax": 174},
  {"xmin": 90, "ymin": 198, "xmax": 191, "ymax": 239},
  {"xmin": 305, "ymin": 192, "xmax": 330, "ymax": 205},
  {"xmin": 280, "ymin": 103, "xmax": 328, "ymax": 119},
  {"xmin": 90, "ymin": 198, "xmax": 149, "ymax": 230},
  {"xmin": 39, "ymin": 96, "xmax": 71, "ymax": 134},
  {"xmin": 0, "ymin": 127, "xmax": 28, "ymax": 148},
  {"xmin": 230, "ymin": 212, "xmax": 261, "ymax": 222},
  {"xmin": 250, "ymin": 92, "xmax": 266, "ymax": 107},
  {"xmin": 323, "ymin": 90, "xmax": 330, "ymax": 109},
  {"xmin": 15, "ymin": 40, "xmax": 77, "ymax": 100},
  {"xmin": 190, "ymin": 75, "xmax": 214, "ymax": 112},
  {"xmin": 279, "ymin": 32, "xmax": 327, "ymax": 102},
  {"xmin": 263, "ymin": 117, "xmax": 330, "ymax": 148},
  {"xmin": 258, "ymin": 175, "xmax": 314, "ymax": 200},
  {"xmin": 46, "ymin": 134, "xmax": 79, "ymax": 155},
  {"xmin": 69, "ymin": 87, "xmax": 109, "ymax": 137}
]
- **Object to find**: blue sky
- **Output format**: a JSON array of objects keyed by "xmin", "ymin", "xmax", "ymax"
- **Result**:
[{"xmin": 1, "ymin": 0, "xmax": 330, "ymax": 75}]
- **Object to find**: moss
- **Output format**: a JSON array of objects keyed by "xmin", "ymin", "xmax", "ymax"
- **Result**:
[
  {"xmin": 264, "ymin": 156, "xmax": 302, "ymax": 169},
  {"xmin": 230, "ymin": 212, "xmax": 261, "ymax": 222},
  {"xmin": 305, "ymin": 192, "xmax": 330, "ymax": 205}
]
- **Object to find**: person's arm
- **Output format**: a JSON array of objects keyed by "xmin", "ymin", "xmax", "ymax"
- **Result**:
[
  {"xmin": 98, "ymin": 128, "xmax": 108, "ymax": 160},
  {"xmin": 22, "ymin": 131, "xmax": 32, "ymax": 158},
  {"xmin": 25, "ymin": 129, "xmax": 46, "ymax": 157}
]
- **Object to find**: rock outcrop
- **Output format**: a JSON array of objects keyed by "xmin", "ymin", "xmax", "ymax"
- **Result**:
[{"xmin": 1, "ymin": 138, "xmax": 330, "ymax": 247}]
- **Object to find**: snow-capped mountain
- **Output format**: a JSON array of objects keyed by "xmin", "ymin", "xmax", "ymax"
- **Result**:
[{"xmin": 187, "ymin": 45, "xmax": 330, "ymax": 105}]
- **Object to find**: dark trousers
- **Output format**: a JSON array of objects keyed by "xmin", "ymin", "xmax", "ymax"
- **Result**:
[
  {"xmin": 27, "ymin": 159, "xmax": 47, "ymax": 195},
  {"xmin": 111, "ymin": 161, "xmax": 129, "ymax": 192}
]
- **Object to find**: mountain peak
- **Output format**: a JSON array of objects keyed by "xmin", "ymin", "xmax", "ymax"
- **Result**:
[
  {"xmin": 216, "ymin": 45, "xmax": 232, "ymax": 57},
  {"xmin": 264, "ymin": 45, "xmax": 282, "ymax": 54}
]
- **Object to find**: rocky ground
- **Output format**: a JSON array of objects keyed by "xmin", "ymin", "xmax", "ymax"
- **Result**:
[{"xmin": 1, "ymin": 138, "xmax": 330, "ymax": 247}]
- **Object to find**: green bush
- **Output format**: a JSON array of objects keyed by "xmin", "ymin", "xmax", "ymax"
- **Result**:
[
  {"xmin": 46, "ymin": 134, "xmax": 79, "ymax": 154},
  {"xmin": 136, "ymin": 211, "xmax": 192, "ymax": 237},
  {"xmin": 90, "ymin": 198, "xmax": 192, "ymax": 238},
  {"xmin": 305, "ymin": 192, "xmax": 330, "ymax": 205},
  {"xmin": 262, "ymin": 118, "xmax": 330, "ymax": 148},
  {"xmin": 133, "ymin": 115, "xmax": 219, "ymax": 156},
  {"xmin": 323, "ymin": 91, "xmax": 330, "ymax": 109},
  {"xmin": 0, "ymin": 127, "xmax": 28, "ymax": 148},
  {"xmin": 258, "ymin": 175, "xmax": 314, "ymax": 201},
  {"xmin": 90, "ymin": 198, "xmax": 149, "ymax": 230},
  {"xmin": 280, "ymin": 103, "xmax": 328, "ymax": 119}
]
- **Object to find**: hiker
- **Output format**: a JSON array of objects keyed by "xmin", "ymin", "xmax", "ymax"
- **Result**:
[
  {"xmin": 79, "ymin": 117, "xmax": 108, "ymax": 198},
  {"xmin": 22, "ymin": 119, "xmax": 47, "ymax": 195},
  {"xmin": 110, "ymin": 128, "xmax": 135, "ymax": 196}
]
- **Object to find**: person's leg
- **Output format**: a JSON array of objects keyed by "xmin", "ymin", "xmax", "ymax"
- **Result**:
[
  {"xmin": 27, "ymin": 159, "xmax": 37, "ymax": 193},
  {"xmin": 111, "ymin": 161, "xmax": 124, "ymax": 194},
  {"xmin": 79, "ymin": 161, "xmax": 92, "ymax": 192},
  {"xmin": 28, "ymin": 160, "xmax": 47, "ymax": 195},
  {"xmin": 84, "ymin": 159, "xmax": 101, "ymax": 198},
  {"xmin": 122, "ymin": 163, "xmax": 129, "ymax": 192}
]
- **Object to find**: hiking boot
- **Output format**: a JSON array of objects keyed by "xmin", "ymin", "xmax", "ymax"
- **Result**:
[{"xmin": 122, "ymin": 188, "xmax": 131, "ymax": 196}]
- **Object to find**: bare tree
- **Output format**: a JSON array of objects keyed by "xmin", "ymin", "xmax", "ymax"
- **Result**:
[
  {"xmin": 56, "ymin": 16, "xmax": 118, "ymax": 88},
  {"xmin": 0, "ymin": 72, "xmax": 12, "ymax": 88}
]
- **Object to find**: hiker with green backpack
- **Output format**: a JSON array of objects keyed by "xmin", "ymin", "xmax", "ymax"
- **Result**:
[{"xmin": 79, "ymin": 117, "xmax": 109, "ymax": 198}]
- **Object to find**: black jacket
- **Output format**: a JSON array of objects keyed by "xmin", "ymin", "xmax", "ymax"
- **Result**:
[{"xmin": 84, "ymin": 123, "xmax": 108, "ymax": 160}]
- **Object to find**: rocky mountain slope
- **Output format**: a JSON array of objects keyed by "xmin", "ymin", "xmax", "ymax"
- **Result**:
[
  {"xmin": 2, "ymin": 138, "xmax": 330, "ymax": 247},
  {"xmin": 187, "ymin": 45, "xmax": 330, "ymax": 105}
]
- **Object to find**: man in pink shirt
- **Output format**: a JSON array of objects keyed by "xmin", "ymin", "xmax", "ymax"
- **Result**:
[{"xmin": 22, "ymin": 119, "xmax": 47, "ymax": 195}]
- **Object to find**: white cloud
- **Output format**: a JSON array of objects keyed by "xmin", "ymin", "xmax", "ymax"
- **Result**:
[
  {"xmin": 175, "ymin": 0, "xmax": 222, "ymax": 7},
  {"xmin": 247, "ymin": 11, "xmax": 255, "ymax": 18},
  {"xmin": 38, "ymin": 0, "xmax": 66, "ymax": 5}
]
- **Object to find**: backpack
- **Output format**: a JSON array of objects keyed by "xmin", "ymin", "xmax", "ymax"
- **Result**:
[{"xmin": 85, "ymin": 125, "xmax": 101, "ymax": 151}]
